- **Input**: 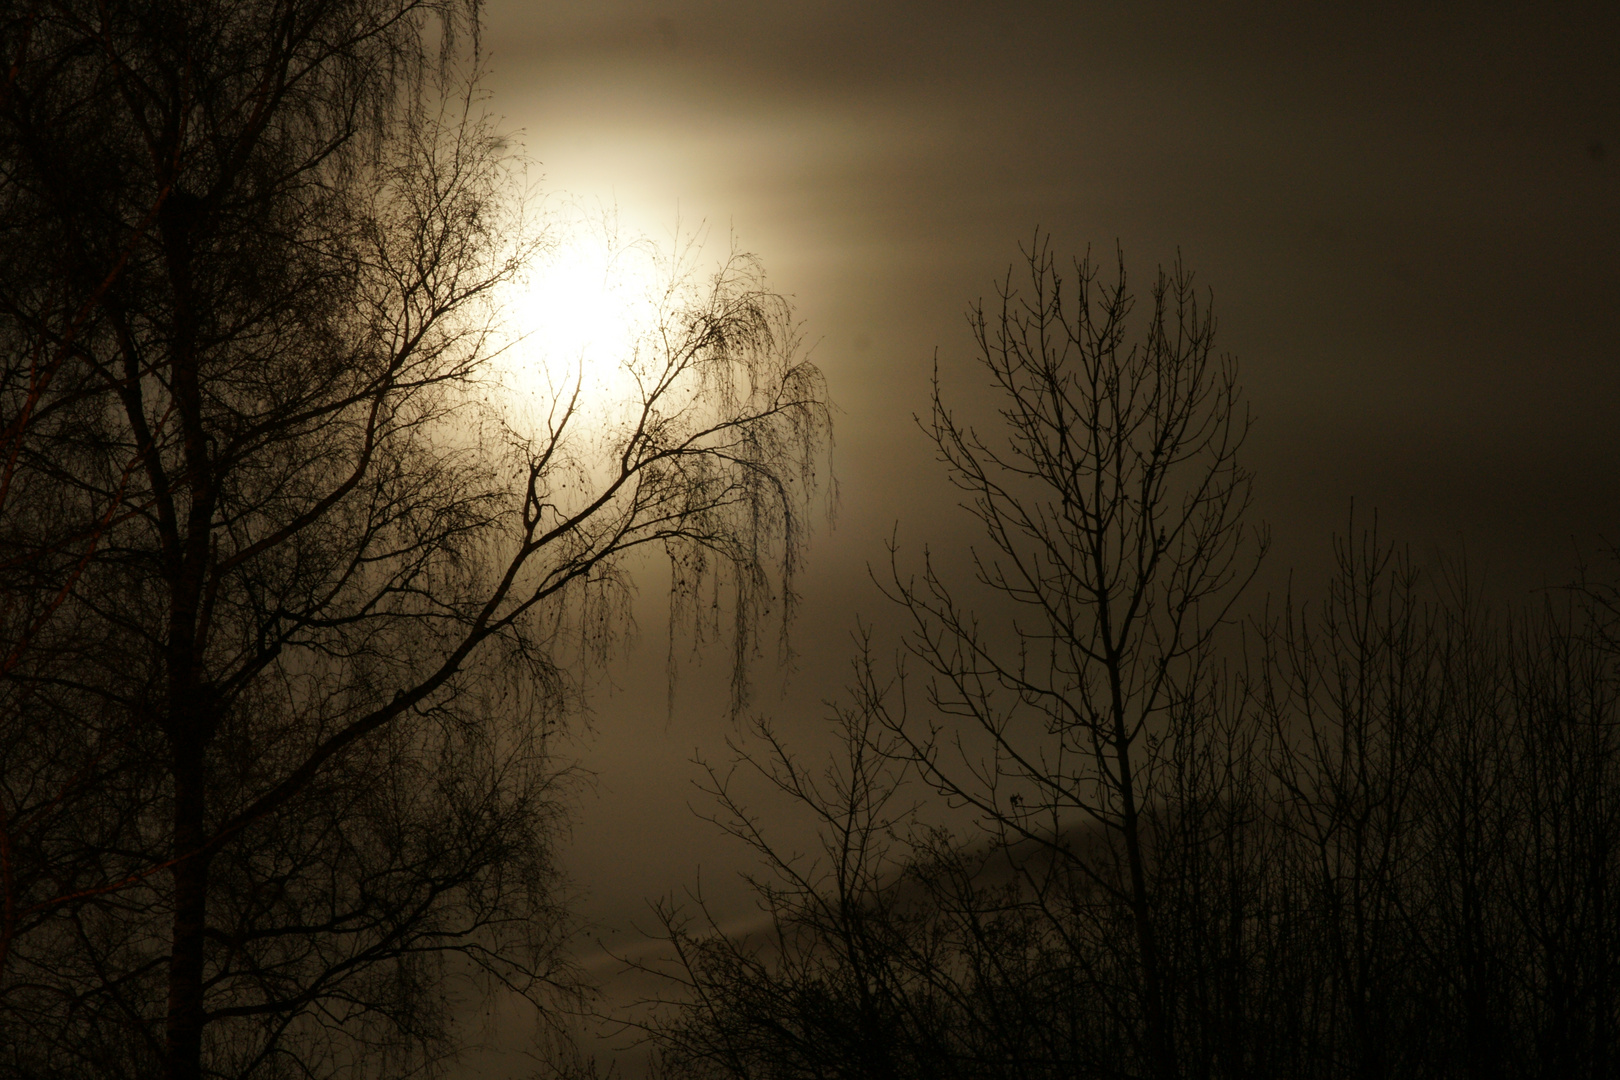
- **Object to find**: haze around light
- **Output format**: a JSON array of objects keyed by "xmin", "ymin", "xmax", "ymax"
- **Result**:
[{"xmin": 493, "ymin": 204, "xmax": 667, "ymax": 434}]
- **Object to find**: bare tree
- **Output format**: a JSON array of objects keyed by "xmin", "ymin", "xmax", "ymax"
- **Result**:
[
  {"xmin": 642, "ymin": 645, "xmax": 1126, "ymax": 1080},
  {"xmin": 1256, "ymin": 531, "xmax": 1443, "ymax": 1079},
  {"xmin": 0, "ymin": 0, "xmax": 171, "ymax": 985},
  {"xmin": 1503, "ymin": 578, "xmax": 1620, "ymax": 1080},
  {"xmin": 874, "ymin": 235, "xmax": 1262, "ymax": 1079},
  {"xmin": 642, "ymin": 653, "xmax": 933, "ymax": 1080},
  {"xmin": 637, "ymin": 234, "xmax": 1620, "ymax": 1080},
  {"xmin": 641, "ymin": 237, "xmax": 1261, "ymax": 1080},
  {"xmin": 0, "ymin": 2, "xmax": 829, "ymax": 1078},
  {"xmin": 1255, "ymin": 531, "xmax": 1620, "ymax": 1080}
]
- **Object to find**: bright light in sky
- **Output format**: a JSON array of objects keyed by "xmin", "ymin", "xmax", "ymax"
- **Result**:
[{"xmin": 494, "ymin": 206, "xmax": 664, "ymax": 426}]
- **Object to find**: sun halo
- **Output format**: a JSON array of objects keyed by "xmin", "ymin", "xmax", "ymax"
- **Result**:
[{"xmin": 494, "ymin": 220, "xmax": 665, "ymax": 429}]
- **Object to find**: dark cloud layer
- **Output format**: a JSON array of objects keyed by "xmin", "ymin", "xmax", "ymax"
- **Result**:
[{"xmin": 468, "ymin": 1, "xmax": 1619, "ymax": 1067}]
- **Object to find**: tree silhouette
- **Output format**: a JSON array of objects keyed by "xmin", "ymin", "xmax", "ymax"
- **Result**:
[
  {"xmin": 0, "ymin": 3, "xmax": 829, "ymax": 1077},
  {"xmin": 639, "ymin": 240, "xmax": 1620, "ymax": 1080},
  {"xmin": 877, "ymin": 235, "xmax": 1261, "ymax": 1080}
]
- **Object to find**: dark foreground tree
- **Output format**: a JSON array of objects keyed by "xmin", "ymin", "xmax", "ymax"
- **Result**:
[{"xmin": 0, "ymin": 3, "xmax": 829, "ymax": 1078}]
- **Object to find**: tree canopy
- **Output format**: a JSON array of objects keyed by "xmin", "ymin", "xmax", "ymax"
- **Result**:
[{"xmin": 0, "ymin": 3, "xmax": 829, "ymax": 1077}]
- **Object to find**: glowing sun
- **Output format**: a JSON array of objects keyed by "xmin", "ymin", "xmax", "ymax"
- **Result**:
[{"xmin": 498, "ymin": 213, "xmax": 664, "ymax": 414}]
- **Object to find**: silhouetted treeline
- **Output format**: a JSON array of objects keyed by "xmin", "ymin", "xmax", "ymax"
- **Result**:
[
  {"xmin": 636, "ymin": 239, "xmax": 1620, "ymax": 1080},
  {"xmin": 643, "ymin": 539, "xmax": 1620, "ymax": 1080}
]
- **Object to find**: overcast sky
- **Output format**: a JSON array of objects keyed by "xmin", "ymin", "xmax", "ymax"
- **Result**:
[{"xmin": 469, "ymin": 1, "xmax": 1618, "ymax": 1067}]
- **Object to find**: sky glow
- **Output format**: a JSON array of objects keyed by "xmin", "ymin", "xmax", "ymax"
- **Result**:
[{"xmin": 496, "ymin": 207, "xmax": 665, "ymax": 433}]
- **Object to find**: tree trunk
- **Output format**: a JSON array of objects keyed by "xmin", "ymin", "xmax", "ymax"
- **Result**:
[
  {"xmin": 1117, "ymin": 728, "xmax": 1176, "ymax": 1080},
  {"xmin": 165, "ymin": 737, "xmax": 211, "ymax": 1080}
]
